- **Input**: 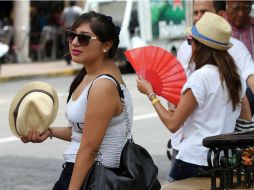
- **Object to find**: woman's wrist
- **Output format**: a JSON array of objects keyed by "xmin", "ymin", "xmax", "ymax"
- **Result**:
[
  {"xmin": 148, "ymin": 92, "xmax": 160, "ymax": 106},
  {"xmin": 48, "ymin": 127, "xmax": 53, "ymax": 139},
  {"xmin": 151, "ymin": 98, "xmax": 160, "ymax": 106},
  {"xmin": 148, "ymin": 92, "xmax": 156, "ymax": 101}
]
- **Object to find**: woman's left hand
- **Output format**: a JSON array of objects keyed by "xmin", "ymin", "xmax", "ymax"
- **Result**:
[
  {"xmin": 136, "ymin": 76, "xmax": 154, "ymax": 96},
  {"xmin": 20, "ymin": 129, "xmax": 51, "ymax": 143}
]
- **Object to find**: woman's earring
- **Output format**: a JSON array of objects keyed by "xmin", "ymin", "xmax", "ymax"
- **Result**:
[{"xmin": 103, "ymin": 49, "xmax": 107, "ymax": 53}]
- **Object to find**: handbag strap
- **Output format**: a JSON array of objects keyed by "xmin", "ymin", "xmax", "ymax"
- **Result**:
[
  {"xmin": 87, "ymin": 74, "xmax": 132, "ymax": 162},
  {"xmin": 87, "ymin": 74, "xmax": 124, "ymax": 99}
]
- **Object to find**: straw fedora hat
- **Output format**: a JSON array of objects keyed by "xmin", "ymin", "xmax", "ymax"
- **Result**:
[
  {"xmin": 187, "ymin": 12, "xmax": 233, "ymax": 50},
  {"xmin": 9, "ymin": 81, "xmax": 59, "ymax": 137}
]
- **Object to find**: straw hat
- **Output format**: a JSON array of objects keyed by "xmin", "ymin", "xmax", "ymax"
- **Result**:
[
  {"xmin": 187, "ymin": 12, "xmax": 233, "ymax": 50},
  {"xmin": 9, "ymin": 81, "xmax": 59, "ymax": 137}
]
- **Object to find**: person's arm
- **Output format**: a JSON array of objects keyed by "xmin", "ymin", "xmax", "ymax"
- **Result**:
[
  {"xmin": 49, "ymin": 126, "xmax": 72, "ymax": 141},
  {"xmin": 231, "ymin": 38, "xmax": 254, "ymax": 94},
  {"xmin": 21, "ymin": 126, "xmax": 72, "ymax": 143},
  {"xmin": 152, "ymin": 89, "xmax": 197, "ymax": 133},
  {"xmin": 239, "ymin": 95, "xmax": 252, "ymax": 121},
  {"xmin": 68, "ymin": 79, "xmax": 120, "ymax": 190},
  {"xmin": 247, "ymin": 75, "xmax": 254, "ymax": 94},
  {"xmin": 137, "ymin": 77, "xmax": 197, "ymax": 133}
]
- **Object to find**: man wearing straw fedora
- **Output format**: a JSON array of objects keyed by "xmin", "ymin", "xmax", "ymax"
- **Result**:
[
  {"xmin": 137, "ymin": 11, "xmax": 250, "ymax": 181},
  {"xmin": 9, "ymin": 81, "xmax": 59, "ymax": 140},
  {"xmin": 167, "ymin": 0, "xmax": 254, "ymax": 182}
]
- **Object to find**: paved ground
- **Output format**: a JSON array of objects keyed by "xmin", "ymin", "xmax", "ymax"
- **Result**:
[{"xmin": 0, "ymin": 60, "xmax": 82, "ymax": 82}]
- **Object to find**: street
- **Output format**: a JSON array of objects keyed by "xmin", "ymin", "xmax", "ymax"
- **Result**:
[{"xmin": 0, "ymin": 74, "xmax": 172, "ymax": 190}]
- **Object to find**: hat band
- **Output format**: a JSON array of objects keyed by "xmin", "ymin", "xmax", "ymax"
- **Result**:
[
  {"xmin": 13, "ymin": 89, "xmax": 55, "ymax": 136},
  {"xmin": 192, "ymin": 25, "xmax": 229, "ymax": 46}
]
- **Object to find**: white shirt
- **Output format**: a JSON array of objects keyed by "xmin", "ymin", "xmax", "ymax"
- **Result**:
[
  {"xmin": 171, "ymin": 37, "xmax": 254, "ymax": 150},
  {"xmin": 176, "ymin": 65, "xmax": 245, "ymax": 166},
  {"xmin": 64, "ymin": 76, "xmax": 133, "ymax": 168}
]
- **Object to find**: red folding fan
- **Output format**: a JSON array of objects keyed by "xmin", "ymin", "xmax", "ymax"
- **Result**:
[{"xmin": 124, "ymin": 46, "xmax": 187, "ymax": 105}]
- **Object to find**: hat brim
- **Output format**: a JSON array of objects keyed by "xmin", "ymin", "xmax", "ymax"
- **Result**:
[
  {"xmin": 187, "ymin": 27, "xmax": 233, "ymax": 51},
  {"xmin": 9, "ymin": 82, "xmax": 59, "ymax": 137}
]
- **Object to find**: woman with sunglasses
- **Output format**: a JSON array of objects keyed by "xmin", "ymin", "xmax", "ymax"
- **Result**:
[
  {"xmin": 21, "ymin": 11, "xmax": 133, "ymax": 190},
  {"xmin": 136, "ymin": 12, "xmax": 251, "ymax": 181}
]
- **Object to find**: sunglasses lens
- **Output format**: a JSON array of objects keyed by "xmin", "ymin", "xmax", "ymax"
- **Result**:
[
  {"xmin": 78, "ymin": 34, "xmax": 90, "ymax": 46},
  {"xmin": 66, "ymin": 31, "xmax": 93, "ymax": 47},
  {"xmin": 66, "ymin": 31, "xmax": 76, "ymax": 43}
]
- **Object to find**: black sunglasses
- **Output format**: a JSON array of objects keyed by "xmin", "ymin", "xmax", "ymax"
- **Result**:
[
  {"xmin": 66, "ymin": 30, "xmax": 97, "ymax": 46},
  {"xmin": 187, "ymin": 36, "xmax": 193, "ymax": 45}
]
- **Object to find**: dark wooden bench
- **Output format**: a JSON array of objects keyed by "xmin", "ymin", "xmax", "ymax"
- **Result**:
[{"xmin": 202, "ymin": 131, "xmax": 254, "ymax": 189}]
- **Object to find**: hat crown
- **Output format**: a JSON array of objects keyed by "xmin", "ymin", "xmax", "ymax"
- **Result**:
[
  {"xmin": 189, "ymin": 12, "xmax": 233, "ymax": 50},
  {"xmin": 195, "ymin": 12, "xmax": 231, "ymax": 45},
  {"xmin": 16, "ymin": 93, "xmax": 54, "ymax": 136},
  {"xmin": 9, "ymin": 81, "xmax": 59, "ymax": 137}
]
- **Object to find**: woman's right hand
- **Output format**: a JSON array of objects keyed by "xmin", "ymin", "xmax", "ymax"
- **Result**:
[
  {"xmin": 136, "ymin": 75, "xmax": 154, "ymax": 96},
  {"xmin": 21, "ymin": 128, "xmax": 51, "ymax": 143}
]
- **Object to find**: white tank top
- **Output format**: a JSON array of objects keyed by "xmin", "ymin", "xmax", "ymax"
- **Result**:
[{"xmin": 64, "ymin": 75, "xmax": 133, "ymax": 168}]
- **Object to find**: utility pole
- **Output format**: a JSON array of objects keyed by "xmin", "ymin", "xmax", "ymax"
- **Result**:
[{"xmin": 13, "ymin": 0, "xmax": 31, "ymax": 63}]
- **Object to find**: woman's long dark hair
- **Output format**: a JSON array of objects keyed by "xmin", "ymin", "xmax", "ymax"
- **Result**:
[
  {"xmin": 67, "ymin": 11, "xmax": 120, "ymax": 102},
  {"xmin": 189, "ymin": 39, "xmax": 242, "ymax": 110}
]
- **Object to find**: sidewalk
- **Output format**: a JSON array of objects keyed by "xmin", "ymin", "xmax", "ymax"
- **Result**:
[{"xmin": 0, "ymin": 60, "xmax": 82, "ymax": 82}]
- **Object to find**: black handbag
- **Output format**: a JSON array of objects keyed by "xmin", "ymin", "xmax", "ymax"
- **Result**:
[{"xmin": 82, "ymin": 74, "xmax": 161, "ymax": 190}]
